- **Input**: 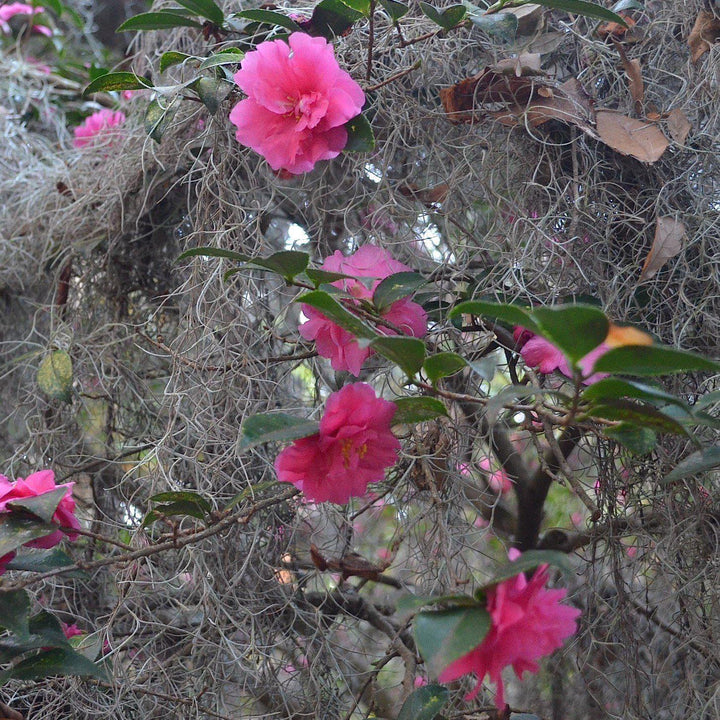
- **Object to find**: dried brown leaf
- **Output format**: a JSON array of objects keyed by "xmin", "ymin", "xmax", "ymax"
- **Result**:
[
  {"xmin": 398, "ymin": 183, "xmax": 449, "ymax": 206},
  {"xmin": 596, "ymin": 111, "xmax": 669, "ymax": 163},
  {"xmin": 505, "ymin": 3, "xmax": 542, "ymax": 35},
  {"xmin": 688, "ymin": 10, "xmax": 720, "ymax": 63},
  {"xmin": 666, "ymin": 107, "xmax": 692, "ymax": 145},
  {"xmin": 598, "ymin": 14, "xmax": 636, "ymax": 39},
  {"xmin": 492, "ymin": 53, "xmax": 543, "ymax": 77},
  {"xmin": 639, "ymin": 216, "xmax": 686, "ymax": 282},
  {"xmin": 613, "ymin": 39, "xmax": 643, "ymax": 112}
]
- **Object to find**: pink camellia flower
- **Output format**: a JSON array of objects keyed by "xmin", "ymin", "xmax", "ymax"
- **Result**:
[
  {"xmin": 0, "ymin": 551, "xmax": 14, "ymax": 574},
  {"xmin": 275, "ymin": 383, "xmax": 400, "ymax": 504},
  {"xmin": 478, "ymin": 457, "xmax": 512, "ymax": 495},
  {"xmin": 73, "ymin": 109, "xmax": 126, "ymax": 148},
  {"xmin": 61, "ymin": 622, "xmax": 83, "ymax": 639},
  {"xmin": 300, "ymin": 245, "xmax": 427, "ymax": 375},
  {"xmin": 438, "ymin": 551, "xmax": 581, "ymax": 710},
  {"xmin": 0, "ymin": 3, "xmax": 52, "ymax": 36},
  {"xmin": 0, "ymin": 469, "xmax": 80, "ymax": 548},
  {"xmin": 229, "ymin": 32, "xmax": 365, "ymax": 174}
]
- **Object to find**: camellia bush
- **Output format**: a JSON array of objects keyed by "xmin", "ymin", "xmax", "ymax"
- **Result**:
[{"xmin": 0, "ymin": 1, "xmax": 718, "ymax": 719}]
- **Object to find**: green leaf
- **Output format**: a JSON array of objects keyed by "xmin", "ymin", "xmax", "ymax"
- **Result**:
[
  {"xmin": 535, "ymin": 0, "xmax": 629, "ymax": 26},
  {"xmin": 37, "ymin": 350, "xmax": 73, "ymax": 402},
  {"xmin": 141, "ymin": 500, "xmax": 209, "ymax": 528},
  {"xmin": 149, "ymin": 491, "xmax": 212, "ymax": 511},
  {"xmin": 604, "ymin": 423, "xmax": 657, "ymax": 454},
  {"xmin": 7, "ymin": 487, "xmax": 67, "ymax": 524},
  {"xmin": 4, "ymin": 647, "xmax": 107, "ymax": 682},
  {"xmin": 663, "ymin": 446, "xmax": 720, "ymax": 483},
  {"xmin": 6, "ymin": 548, "xmax": 78, "ymax": 575},
  {"xmin": 372, "ymin": 272, "xmax": 426, "ymax": 311},
  {"xmin": 233, "ymin": 9, "xmax": 303, "ymax": 32},
  {"xmin": 174, "ymin": 0, "xmax": 224, "ymax": 24},
  {"xmin": 224, "ymin": 479, "xmax": 279, "ymax": 511},
  {"xmin": 469, "ymin": 11, "xmax": 518, "ymax": 41},
  {"xmin": 297, "ymin": 290, "xmax": 379, "ymax": 341},
  {"xmin": 370, "ymin": 336, "xmax": 426, "ymax": 376},
  {"xmin": 414, "ymin": 606, "xmax": 490, "ymax": 677},
  {"xmin": 308, "ymin": 0, "xmax": 364, "ymax": 38},
  {"xmin": 341, "ymin": 0, "xmax": 372, "ymax": 14},
  {"xmin": 423, "ymin": 352, "xmax": 467, "ymax": 385},
  {"xmin": 467, "ymin": 356, "xmax": 497, "ymax": 382},
  {"xmin": 393, "ymin": 397, "xmax": 448, "ymax": 425},
  {"xmin": 117, "ymin": 11, "xmax": 204, "ymax": 32},
  {"xmin": 0, "ymin": 515, "xmax": 59, "ymax": 558},
  {"xmin": 593, "ymin": 345, "xmax": 720, "ymax": 376},
  {"xmin": 419, "ymin": 2, "xmax": 467, "ymax": 29},
  {"xmin": 198, "ymin": 51, "xmax": 245, "ymax": 71},
  {"xmin": 28, "ymin": 611, "xmax": 70, "ymax": 649},
  {"xmin": 449, "ymin": 300, "xmax": 539, "ymax": 334},
  {"xmin": 693, "ymin": 390, "xmax": 720, "ymax": 411},
  {"xmin": 42, "ymin": 0, "xmax": 63, "ymax": 15},
  {"xmin": 304, "ymin": 269, "xmax": 356, "ymax": 287},
  {"xmin": 532, "ymin": 305, "xmax": 609, "ymax": 366},
  {"xmin": 144, "ymin": 98, "xmax": 176, "ymax": 143},
  {"xmin": 0, "ymin": 590, "xmax": 31, "ymax": 638},
  {"xmin": 191, "ymin": 76, "xmax": 232, "ymax": 115},
  {"xmin": 611, "ymin": 0, "xmax": 643, "ymax": 11},
  {"xmin": 344, "ymin": 113, "xmax": 375, "ymax": 153},
  {"xmin": 238, "ymin": 413, "xmax": 319, "ymax": 452},
  {"xmin": 396, "ymin": 593, "xmax": 477, "ymax": 615},
  {"xmin": 379, "ymin": 0, "xmax": 409, "ymax": 22},
  {"xmin": 584, "ymin": 399, "xmax": 689, "ymax": 436},
  {"xmin": 397, "ymin": 684, "xmax": 450, "ymax": 720},
  {"xmin": 482, "ymin": 549, "xmax": 573, "ymax": 588},
  {"xmin": 254, "ymin": 251, "xmax": 309, "ymax": 281},
  {"xmin": 83, "ymin": 71, "xmax": 152, "ymax": 96},
  {"xmin": 582, "ymin": 378, "xmax": 691, "ymax": 409},
  {"xmin": 160, "ymin": 51, "xmax": 191, "ymax": 72}
]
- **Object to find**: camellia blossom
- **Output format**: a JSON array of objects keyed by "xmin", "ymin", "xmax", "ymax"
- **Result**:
[
  {"xmin": 0, "ymin": 469, "xmax": 80, "ymax": 549},
  {"xmin": 299, "ymin": 245, "xmax": 427, "ymax": 375},
  {"xmin": 478, "ymin": 457, "xmax": 513, "ymax": 495},
  {"xmin": 438, "ymin": 551, "xmax": 580, "ymax": 709},
  {"xmin": 0, "ymin": 3, "xmax": 51, "ymax": 36},
  {"xmin": 73, "ymin": 109, "xmax": 126, "ymax": 148},
  {"xmin": 274, "ymin": 383, "xmax": 400, "ymax": 504},
  {"xmin": 229, "ymin": 32, "xmax": 365, "ymax": 174}
]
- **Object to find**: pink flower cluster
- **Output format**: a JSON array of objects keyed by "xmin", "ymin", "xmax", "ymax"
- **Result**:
[
  {"xmin": 300, "ymin": 246, "xmax": 427, "ymax": 376},
  {"xmin": 275, "ymin": 383, "xmax": 400, "ymax": 504},
  {"xmin": 439, "ymin": 551, "xmax": 580, "ymax": 709},
  {"xmin": 229, "ymin": 32, "xmax": 365, "ymax": 174},
  {"xmin": 0, "ymin": 3, "xmax": 51, "ymax": 36},
  {"xmin": 73, "ymin": 109, "xmax": 126, "ymax": 148},
  {"xmin": 0, "ymin": 469, "xmax": 81, "ymax": 573}
]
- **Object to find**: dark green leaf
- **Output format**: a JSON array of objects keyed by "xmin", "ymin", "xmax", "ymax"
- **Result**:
[
  {"xmin": 88, "ymin": 65, "xmax": 110, "ymax": 81},
  {"xmin": 191, "ymin": 76, "xmax": 232, "ymax": 114},
  {"xmin": 174, "ymin": 0, "xmax": 224, "ymax": 24},
  {"xmin": 482, "ymin": 550, "xmax": 573, "ymax": 588},
  {"xmin": 6, "ymin": 548, "xmax": 78, "ymax": 574},
  {"xmin": 535, "ymin": 0, "xmax": 629, "ymax": 26},
  {"xmin": 117, "ymin": 11, "xmax": 203, "ymax": 32},
  {"xmin": 344, "ymin": 113, "xmax": 375, "ymax": 153},
  {"xmin": 238, "ymin": 413, "xmax": 319, "ymax": 452},
  {"xmin": 304, "ymin": 269, "xmax": 356, "ymax": 287},
  {"xmin": 423, "ymin": 352, "xmax": 466, "ymax": 384},
  {"xmin": 160, "ymin": 51, "xmax": 191, "ymax": 72},
  {"xmin": 469, "ymin": 11, "xmax": 518, "ymax": 41},
  {"xmin": 297, "ymin": 291, "xmax": 379, "ymax": 341},
  {"xmin": 37, "ymin": 350, "xmax": 73, "ymax": 402},
  {"xmin": 370, "ymin": 336, "xmax": 426, "ymax": 376},
  {"xmin": 397, "ymin": 684, "xmax": 450, "ymax": 720},
  {"xmin": 604, "ymin": 423, "xmax": 657, "ymax": 454},
  {"xmin": 28, "ymin": 611, "xmax": 70, "ymax": 649},
  {"xmin": 611, "ymin": 0, "xmax": 643, "ymax": 11},
  {"xmin": 593, "ymin": 345, "xmax": 720, "ymax": 376},
  {"xmin": 379, "ymin": 0, "xmax": 409, "ymax": 21},
  {"xmin": 393, "ymin": 397, "xmax": 448, "ymax": 425},
  {"xmin": 414, "ymin": 606, "xmax": 490, "ymax": 677},
  {"xmin": 0, "ymin": 636, "xmax": 53, "ymax": 664},
  {"xmin": 341, "ymin": 0, "xmax": 372, "ymax": 14},
  {"xmin": 83, "ymin": 71, "xmax": 152, "ymax": 96},
  {"xmin": 693, "ymin": 390, "xmax": 720, "ymax": 411},
  {"xmin": 233, "ymin": 9, "xmax": 303, "ymax": 32},
  {"xmin": 253, "ymin": 251, "xmax": 309, "ymax": 280},
  {"xmin": 144, "ymin": 98, "xmax": 176, "ymax": 143},
  {"xmin": 141, "ymin": 500, "xmax": 209, "ymax": 528},
  {"xmin": 149, "ymin": 491, "xmax": 212, "ymax": 511},
  {"xmin": 307, "ymin": 0, "xmax": 364, "ymax": 38},
  {"xmin": 0, "ymin": 590, "xmax": 31, "ymax": 638},
  {"xmin": 43, "ymin": 0, "xmax": 63, "ymax": 15},
  {"xmin": 449, "ymin": 300, "xmax": 539, "ymax": 334},
  {"xmin": 585, "ymin": 399, "xmax": 689, "ymax": 435},
  {"xmin": 532, "ymin": 305, "xmax": 609, "ymax": 366},
  {"xmin": 7, "ymin": 487, "xmax": 67, "ymax": 524},
  {"xmin": 198, "ymin": 51, "xmax": 245, "ymax": 71},
  {"xmin": 419, "ymin": 2, "xmax": 467, "ymax": 29},
  {"xmin": 663, "ymin": 446, "xmax": 720, "ymax": 483},
  {"xmin": 582, "ymin": 378, "xmax": 690, "ymax": 409},
  {"xmin": 5, "ymin": 647, "xmax": 107, "ymax": 682},
  {"xmin": 372, "ymin": 272, "xmax": 426, "ymax": 311},
  {"xmin": 396, "ymin": 593, "xmax": 477, "ymax": 614},
  {"xmin": 0, "ymin": 515, "xmax": 59, "ymax": 558}
]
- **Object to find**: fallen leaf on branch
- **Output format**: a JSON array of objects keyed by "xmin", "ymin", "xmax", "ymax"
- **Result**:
[
  {"xmin": 666, "ymin": 107, "xmax": 692, "ymax": 145},
  {"xmin": 398, "ymin": 182, "xmax": 449, "ymax": 206},
  {"xmin": 596, "ymin": 111, "xmax": 669, "ymax": 163},
  {"xmin": 688, "ymin": 10, "xmax": 720, "ymax": 63},
  {"xmin": 639, "ymin": 216, "xmax": 686, "ymax": 282}
]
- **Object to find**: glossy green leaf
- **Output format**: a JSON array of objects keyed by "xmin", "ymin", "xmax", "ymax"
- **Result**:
[
  {"xmin": 297, "ymin": 291, "xmax": 379, "ymax": 341},
  {"xmin": 308, "ymin": 0, "xmax": 364, "ymax": 38},
  {"xmin": 83, "ymin": 71, "xmax": 152, "ymax": 97},
  {"xmin": 423, "ymin": 352, "xmax": 467, "ymax": 384},
  {"xmin": 585, "ymin": 399, "xmax": 689, "ymax": 435},
  {"xmin": 0, "ymin": 515, "xmax": 59, "ymax": 558},
  {"xmin": 372, "ymin": 272, "xmax": 426, "ymax": 311},
  {"xmin": 469, "ymin": 11, "xmax": 518, "ymax": 41},
  {"xmin": 6, "ymin": 548, "xmax": 79, "ymax": 575},
  {"xmin": 370, "ymin": 336, "xmax": 426, "ymax": 376},
  {"xmin": 191, "ymin": 76, "xmax": 232, "ymax": 114},
  {"xmin": 693, "ymin": 390, "xmax": 720, "ymax": 411},
  {"xmin": 663, "ymin": 446, "xmax": 720, "ymax": 483},
  {"xmin": 238, "ymin": 413, "xmax": 319, "ymax": 452},
  {"xmin": 174, "ymin": 0, "xmax": 224, "ymax": 24},
  {"xmin": 304, "ymin": 268, "xmax": 356, "ymax": 287},
  {"xmin": 4, "ymin": 647, "xmax": 107, "ymax": 682},
  {"xmin": 535, "ymin": 0, "xmax": 629, "ymax": 26},
  {"xmin": 141, "ymin": 500, "xmax": 209, "ymax": 528},
  {"xmin": 611, "ymin": 0, "xmax": 644, "ymax": 11},
  {"xmin": 28, "ymin": 611, "xmax": 70, "ymax": 649},
  {"xmin": 117, "ymin": 11, "xmax": 203, "ymax": 32},
  {"xmin": 481, "ymin": 549, "xmax": 573, "ymax": 588},
  {"xmin": 397, "ymin": 684, "xmax": 450, "ymax": 720},
  {"xmin": 342, "ymin": 0, "xmax": 372, "ymax": 14},
  {"xmin": 593, "ymin": 345, "xmax": 720, "ymax": 376},
  {"xmin": 379, "ymin": 0, "xmax": 409, "ymax": 21},
  {"xmin": 7, "ymin": 487, "xmax": 67, "ymax": 524},
  {"xmin": 160, "ymin": 51, "xmax": 191, "ymax": 72},
  {"xmin": 0, "ymin": 590, "xmax": 30, "ymax": 638},
  {"xmin": 582, "ymin": 378, "xmax": 690, "ymax": 409},
  {"xmin": 198, "ymin": 51, "xmax": 245, "ymax": 71},
  {"xmin": 449, "ymin": 300, "xmax": 539, "ymax": 334},
  {"xmin": 37, "ymin": 350, "xmax": 73, "ymax": 402},
  {"xmin": 604, "ymin": 423, "xmax": 657, "ymax": 454},
  {"xmin": 419, "ymin": 2, "xmax": 467, "ymax": 29},
  {"xmin": 344, "ymin": 113, "xmax": 375, "ymax": 153},
  {"xmin": 393, "ymin": 397, "xmax": 448, "ymax": 425},
  {"xmin": 150, "ymin": 491, "xmax": 212, "ymax": 511},
  {"xmin": 233, "ymin": 9, "xmax": 303, "ymax": 32},
  {"xmin": 254, "ymin": 251, "xmax": 310, "ymax": 280},
  {"xmin": 532, "ymin": 305, "xmax": 608, "ymax": 366},
  {"xmin": 144, "ymin": 98, "xmax": 176, "ymax": 143},
  {"xmin": 414, "ymin": 606, "xmax": 490, "ymax": 677},
  {"xmin": 0, "ymin": 636, "xmax": 53, "ymax": 664}
]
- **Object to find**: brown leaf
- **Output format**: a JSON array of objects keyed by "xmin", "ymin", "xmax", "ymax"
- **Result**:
[
  {"xmin": 613, "ymin": 39, "xmax": 643, "ymax": 113},
  {"xmin": 596, "ymin": 111, "xmax": 669, "ymax": 163},
  {"xmin": 505, "ymin": 3, "xmax": 542, "ymax": 35},
  {"xmin": 398, "ymin": 183, "xmax": 449, "ymax": 206},
  {"xmin": 492, "ymin": 53, "xmax": 542, "ymax": 77},
  {"xmin": 639, "ymin": 216, "xmax": 686, "ymax": 282},
  {"xmin": 688, "ymin": 10, "xmax": 720, "ymax": 63},
  {"xmin": 666, "ymin": 107, "xmax": 692, "ymax": 145},
  {"xmin": 598, "ymin": 13, "xmax": 636, "ymax": 39}
]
